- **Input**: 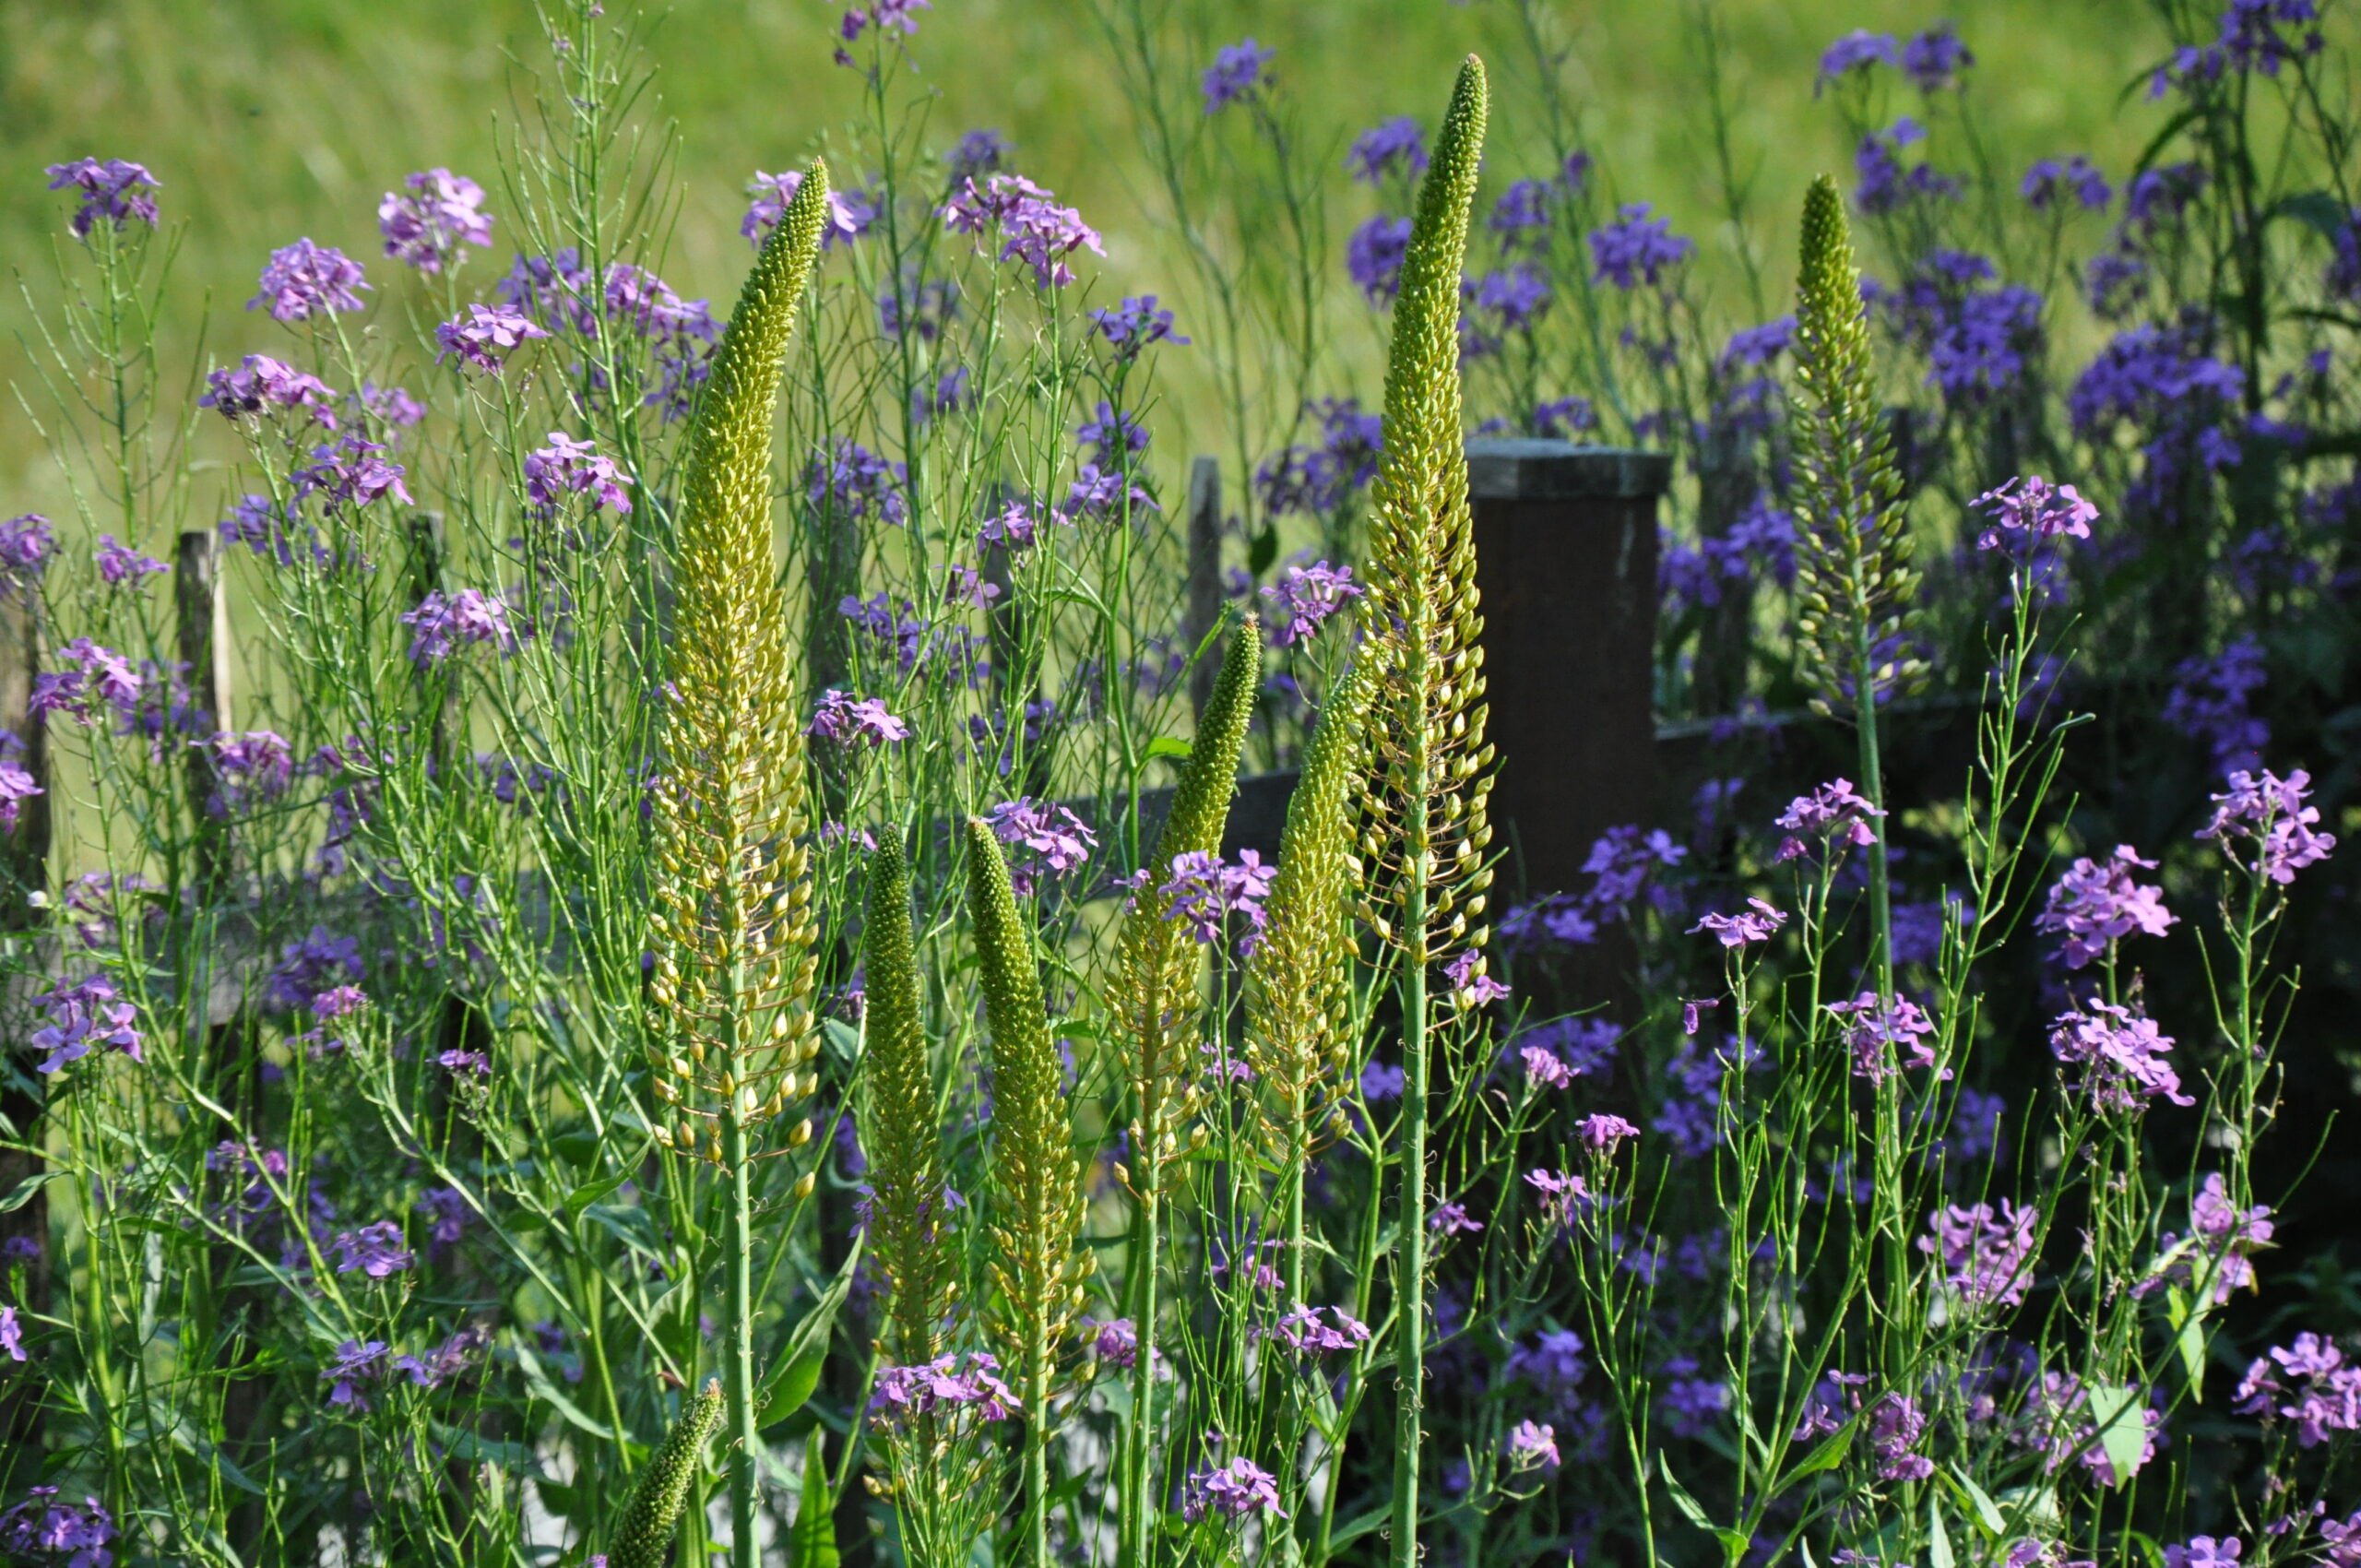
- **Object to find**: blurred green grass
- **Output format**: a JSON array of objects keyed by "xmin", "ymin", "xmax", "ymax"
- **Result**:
[{"xmin": 0, "ymin": 0, "xmax": 2201, "ymax": 516}]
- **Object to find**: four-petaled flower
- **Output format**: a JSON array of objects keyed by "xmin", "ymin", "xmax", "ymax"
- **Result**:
[{"xmin": 1690, "ymin": 897, "xmax": 1787, "ymax": 948}]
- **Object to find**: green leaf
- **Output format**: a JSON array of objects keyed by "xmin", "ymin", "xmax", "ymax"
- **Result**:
[
  {"xmin": 1327, "ymin": 1503, "xmax": 1393, "ymax": 1550},
  {"xmin": 1786, "ymin": 1422, "xmax": 1854, "ymax": 1481},
  {"xmin": 1929, "ymin": 1496, "xmax": 1956, "ymax": 1568},
  {"xmin": 0, "ymin": 1170, "xmax": 62, "ymax": 1214},
  {"xmin": 1660, "ymin": 1456, "xmax": 1750, "ymax": 1564},
  {"xmin": 2166, "ymin": 1285, "xmax": 2213, "ymax": 1396},
  {"xmin": 1144, "ymin": 736, "xmax": 1192, "ymax": 763},
  {"xmin": 564, "ymin": 1171, "xmax": 630, "ymax": 1223},
  {"xmin": 516, "ymin": 1342, "xmax": 622, "ymax": 1443},
  {"xmin": 822, "ymin": 1017, "xmax": 863, "ymax": 1068},
  {"xmin": 788, "ymin": 1430, "xmax": 839, "ymax": 1568},
  {"xmin": 1247, "ymin": 522, "xmax": 1278, "ymax": 577},
  {"xmin": 1948, "ymin": 1466, "xmax": 2007, "ymax": 1538},
  {"xmin": 758, "ymin": 1235, "xmax": 864, "ymax": 1426},
  {"xmin": 2085, "ymin": 1383, "xmax": 2148, "ymax": 1489}
]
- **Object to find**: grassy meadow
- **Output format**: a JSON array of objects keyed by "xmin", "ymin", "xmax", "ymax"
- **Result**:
[{"xmin": 0, "ymin": 0, "xmax": 2210, "ymax": 517}]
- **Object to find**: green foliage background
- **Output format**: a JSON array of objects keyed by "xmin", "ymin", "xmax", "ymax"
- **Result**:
[{"xmin": 0, "ymin": 0, "xmax": 2221, "ymax": 513}]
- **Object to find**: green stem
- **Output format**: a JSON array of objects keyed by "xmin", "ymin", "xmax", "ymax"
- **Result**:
[
  {"xmin": 725, "ymin": 1108, "xmax": 759, "ymax": 1565},
  {"xmin": 1389, "ymin": 872, "xmax": 1430, "ymax": 1568},
  {"xmin": 1124, "ymin": 1173, "xmax": 1160, "ymax": 1568}
]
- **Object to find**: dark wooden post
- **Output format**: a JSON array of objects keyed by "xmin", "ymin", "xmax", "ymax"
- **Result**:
[
  {"xmin": 0, "ymin": 581, "xmax": 49, "ymax": 1494},
  {"xmin": 1185, "ymin": 456, "xmax": 1223, "ymax": 718},
  {"xmin": 1466, "ymin": 440, "xmax": 1670, "ymax": 900}
]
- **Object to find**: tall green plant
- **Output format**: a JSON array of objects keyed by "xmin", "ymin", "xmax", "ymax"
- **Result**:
[
  {"xmin": 646, "ymin": 157, "xmax": 834, "ymax": 1564},
  {"xmin": 1360, "ymin": 53, "xmax": 1494, "ymax": 1568},
  {"xmin": 1107, "ymin": 616, "xmax": 1260, "ymax": 1568},
  {"xmin": 965, "ymin": 816, "xmax": 1086, "ymax": 1568}
]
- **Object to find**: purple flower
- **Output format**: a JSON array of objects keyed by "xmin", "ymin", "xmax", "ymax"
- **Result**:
[
  {"xmin": 1507, "ymin": 1328, "xmax": 1590, "ymax": 1420},
  {"xmin": 1444, "ymin": 949, "xmax": 1508, "ymax": 1005},
  {"xmin": 29, "ymin": 639, "xmax": 142, "ymax": 726},
  {"xmin": 1774, "ymin": 778, "xmax": 1885, "ymax": 861},
  {"xmin": 1488, "ymin": 179, "xmax": 1557, "ymax": 252},
  {"xmin": 1090, "ymin": 294, "xmax": 1186, "ymax": 359},
  {"xmin": 208, "ymin": 730, "xmax": 296, "ymax": 816},
  {"xmin": 267, "ymin": 926, "xmax": 363, "ymax": 1013},
  {"xmin": 1855, "ymin": 118, "xmax": 1963, "ymax": 214},
  {"xmin": 1347, "ymin": 117, "xmax": 1428, "ymax": 184},
  {"xmin": 1158, "ymin": 849, "xmax": 1275, "ymax": 956},
  {"xmin": 292, "ymin": 435, "xmax": 413, "ymax": 512},
  {"xmin": 94, "ymin": 535, "xmax": 166, "ymax": 586},
  {"xmin": 30, "ymin": 974, "xmax": 143, "ymax": 1074},
  {"xmin": 1920, "ymin": 1200, "xmax": 2038, "ymax": 1306},
  {"xmin": 2165, "ymin": 638, "xmax": 2270, "ymax": 773},
  {"xmin": 435, "ymin": 303, "xmax": 549, "ymax": 373},
  {"xmin": 1065, "ymin": 462, "xmax": 1156, "ymax": 520},
  {"xmin": 2139, "ymin": 1173, "xmax": 2273, "ymax": 1305},
  {"xmin": 808, "ymin": 689, "xmax": 908, "ymax": 747},
  {"xmin": 837, "ymin": 0, "xmax": 931, "ymax": 52},
  {"xmin": 1830, "ymin": 992, "xmax": 1943, "ymax": 1084},
  {"xmin": 2235, "ymin": 1333, "xmax": 2361, "ymax": 1447},
  {"xmin": 1183, "ymin": 1457, "xmax": 1286, "ymax": 1522},
  {"xmin": 417, "ymin": 1186, "xmax": 470, "ymax": 1247},
  {"xmin": 330, "ymin": 1219, "xmax": 415, "ymax": 1278},
  {"xmin": 979, "ymin": 497, "xmax": 1053, "ymax": 554},
  {"xmin": 0, "ymin": 513, "xmax": 53, "ymax": 599},
  {"xmin": 1587, "ymin": 204, "xmax": 1692, "ymax": 290},
  {"xmin": 743, "ymin": 169, "xmax": 872, "ymax": 250},
  {"xmin": 323, "ymin": 1338, "xmax": 390, "ymax": 1409},
  {"xmin": 941, "ymin": 173, "xmax": 1104, "ymax": 289},
  {"xmin": 1817, "ymin": 30, "xmax": 1900, "ymax": 90},
  {"xmin": 2023, "ymin": 156, "xmax": 2112, "ymax": 212},
  {"xmin": 1261, "ymin": 560, "xmax": 1363, "ymax": 647},
  {"xmin": 1868, "ymin": 1394, "xmax": 1936, "ymax": 1480},
  {"xmin": 1265, "ymin": 1304, "xmax": 1372, "ymax": 1358},
  {"xmin": 200, "ymin": 354, "xmax": 338, "ymax": 426},
  {"xmin": 1091, "ymin": 1318, "xmax": 1144, "ymax": 1368},
  {"xmin": 2049, "ymin": 1000, "xmax": 2191, "ymax": 1111},
  {"xmin": 402, "ymin": 588, "xmax": 521, "ymax": 667},
  {"xmin": 0, "ymin": 1305, "xmax": 21, "ymax": 1362},
  {"xmin": 1902, "ymin": 23, "xmax": 1975, "ymax": 90},
  {"xmin": 2198, "ymin": 766, "xmax": 2336, "ymax": 884},
  {"xmin": 1347, "ymin": 216, "xmax": 1413, "ymax": 304},
  {"xmin": 1659, "ymin": 1356, "xmax": 1731, "ymax": 1438},
  {"xmin": 45, "ymin": 157, "xmax": 160, "ymax": 236},
  {"xmin": 2165, "ymin": 1540, "xmax": 2244, "ymax": 1568},
  {"xmin": 525, "ymin": 432, "xmax": 632, "ymax": 516},
  {"xmin": 0, "ymin": 754, "xmax": 42, "ymax": 832},
  {"xmin": 871, "ymin": 1353, "xmax": 1019, "ymax": 1426},
  {"xmin": 2036, "ymin": 844, "xmax": 2175, "ymax": 968},
  {"xmin": 1075, "ymin": 401, "xmax": 1149, "ymax": 468},
  {"xmin": 248, "ymin": 238, "xmax": 370, "ymax": 321},
  {"xmin": 1429, "ymin": 1201, "xmax": 1482, "ymax": 1235},
  {"xmin": 1973, "ymin": 475, "xmax": 2098, "ymax": 552},
  {"xmin": 805, "ymin": 438, "xmax": 909, "ymax": 526},
  {"xmin": 1202, "ymin": 39, "xmax": 1275, "ymax": 113},
  {"xmin": 396, "ymin": 1325, "xmax": 491, "ymax": 1390},
  {"xmin": 984, "ymin": 797, "xmax": 1097, "ymax": 896},
  {"xmin": 378, "ymin": 169, "xmax": 493, "ymax": 272},
  {"xmin": 1525, "ymin": 1168, "xmax": 1588, "ymax": 1229},
  {"xmin": 1505, "ymin": 1419, "xmax": 1560, "ymax": 1470},
  {"xmin": 1689, "ymin": 897, "xmax": 1786, "ymax": 948},
  {"xmin": 947, "ymin": 128, "xmax": 1014, "ymax": 182},
  {"xmin": 1578, "ymin": 1113, "xmax": 1639, "ymax": 1156},
  {"xmin": 1520, "ymin": 1045, "xmax": 1572, "ymax": 1090},
  {"xmin": 1534, "ymin": 396, "xmax": 1597, "ymax": 438}
]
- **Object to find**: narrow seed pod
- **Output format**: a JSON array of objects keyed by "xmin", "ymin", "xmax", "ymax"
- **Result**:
[
  {"xmin": 861, "ymin": 832, "xmax": 955, "ymax": 1365},
  {"xmin": 605, "ymin": 1379, "xmax": 724, "ymax": 1568}
]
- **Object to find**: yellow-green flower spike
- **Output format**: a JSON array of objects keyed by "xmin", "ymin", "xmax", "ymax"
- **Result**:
[
  {"xmin": 1363, "ymin": 54, "xmax": 1496, "ymax": 968},
  {"xmin": 1789, "ymin": 172, "xmax": 1924, "ymax": 719},
  {"xmin": 1247, "ymin": 647, "xmax": 1374, "ymax": 1158},
  {"xmin": 861, "ymin": 833, "xmax": 954, "ymax": 1366},
  {"xmin": 1108, "ymin": 616, "xmax": 1261, "ymax": 1186},
  {"xmin": 963, "ymin": 818, "xmax": 1085, "ymax": 1410},
  {"xmin": 647, "ymin": 158, "xmax": 834, "ymax": 1129},
  {"xmin": 606, "ymin": 1379, "xmax": 723, "ymax": 1568}
]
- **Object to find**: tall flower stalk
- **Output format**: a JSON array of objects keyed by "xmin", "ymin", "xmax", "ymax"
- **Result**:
[
  {"xmin": 645, "ymin": 159, "xmax": 835, "ymax": 1562},
  {"xmin": 862, "ymin": 832, "xmax": 954, "ymax": 1368},
  {"xmin": 1109, "ymin": 616, "xmax": 1259, "ymax": 1568},
  {"xmin": 965, "ymin": 817, "xmax": 1086, "ymax": 1568},
  {"xmin": 1360, "ymin": 54, "xmax": 1493, "ymax": 1568}
]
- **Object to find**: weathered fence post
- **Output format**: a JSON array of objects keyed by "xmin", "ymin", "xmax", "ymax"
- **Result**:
[{"xmin": 1465, "ymin": 439, "xmax": 1670, "ymax": 900}]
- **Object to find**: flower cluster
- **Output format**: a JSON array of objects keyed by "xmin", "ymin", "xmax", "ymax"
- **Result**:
[
  {"xmin": 201, "ymin": 354, "xmax": 338, "ymax": 426},
  {"xmin": 808, "ymin": 690, "xmax": 908, "ymax": 747},
  {"xmin": 524, "ymin": 433, "xmax": 631, "ymax": 517},
  {"xmin": 44, "ymin": 157, "xmax": 160, "ymax": 236},
  {"xmin": 30, "ymin": 974, "xmax": 144, "ymax": 1075},
  {"xmin": 2139, "ymin": 1174, "xmax": 2274, "ymax": 1306},
  {"xmin": 2235, "ymin": 1333, "xmax": 2361, "ymax": 1447},
  {"xmin": 983, "ymin": 797, "xmax": 1097, "ymax": 896},
  {"xmin": 1181, "ymin": 1456, "xmax": 1285, "ymax": 1522},
  {"xmin": 2198, "ymin": 767, "xmax": 2336, "ymax": 885},
  {"xmin": 805, "ymin": 438, "xmax": 909, "ymax": 527},
  {"xmin": 249, "ymin": 238, "xmax": 370, "ymax": 321},
  {"xmin": 2036, "ymin": 844, "xmax": 2176, "ymax": 968},
  {"xmin": 1828, "ymin": 991, "xmax": 1943, "ymax": 1084},
  {"xmin": 0, "ymin": 1490, "xmax": 116, "ymax": 1565},
  {"xmin": 743, "ymin": 169, "xmax": 872, "ymax": 250},
  {"xmin": 1261, "ymin": 560, "xmax": 1362, "ymax": 647},
  {"xmin": 941, "ymin": 173, "xmax": 1104, "ymax": 289},
  {"xmin": 1090, "ymin": 294, "xmax": 1185, "ymax": 360},
  {"xmin": 1690, "ymin": 897, "xmax": 1786, "ymax": 948},
  {"xmin": 1263, "ymin": 1303, "xmax": 1371, "ymax": 1358},
  {"xmin": 869, "ymin": 1352, "xmax": 1017, "ymax": 1426},
  {"xmin": 1201, "ymin": 38, "xmax": 1275, "ymax": 113},
  {"xmin": 1587, "ymin": 203, "xmax": 1692, "ymax": 290},
  {"xmin": 378, "ymin": 168, "xmax": 493, "ymax": 271},
  {"xmin": 1157, "ymin": 849, "xmax": 1275, "ymax": 956},
  {"xmin": 2049, "ymin": 1000, "xmax": 2191, "ymax": 1112},
  {"xmin": 1921, "ymin": 1200, "xmax": 2038, "ymax": 1306},
  {"xmin": 435, "ymin": 303, "xmax": 549, "ymax": 373},
  {"xmin": 1773, "ymin": 778, "xmax": 1885, "ymax": 862},
  {"xmin": 401, "ymin": 589, "xmax": 522, "ymax": 668}
]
